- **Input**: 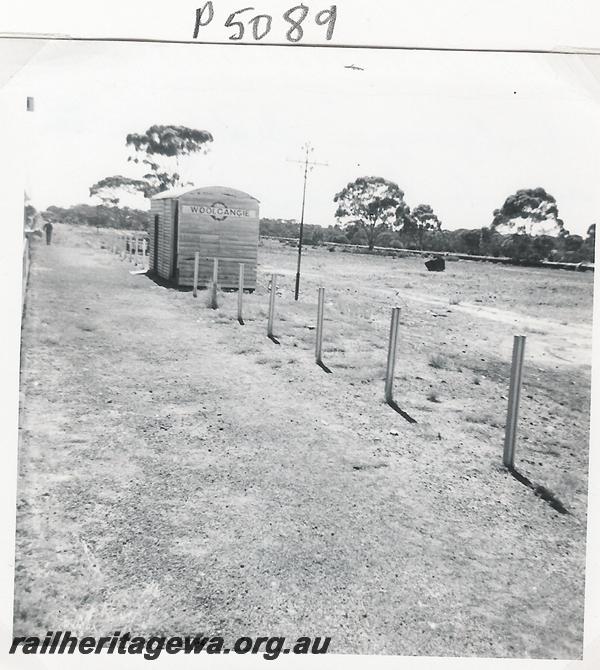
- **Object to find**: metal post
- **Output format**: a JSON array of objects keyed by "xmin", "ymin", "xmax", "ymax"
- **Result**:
[
  {"xmin": 503, "ymin": 335, "xmax": 526, "ymax": 469},
  {"xmin": 268, "ymin": 273, "xmax": 277, "ymax": 338},
  {"xmin": 193, "ymin": 252, "xmax": 200, "ymax": 298},
  {"xmin": 315, "ymin": 287, "xmax": 325, "ymax": 364},
  {"xmin": 384, "ymin": 308, "xmax": 401, "ymax": 404},
  {"xmin": 294, "ymin": 163, "xmax": 309, "ymax": 301},
  {"xmin": 210, "ymin": 257, "xmax": 219, "ymax": 309},
  {"xmin": 237, "ymin": 263, "xmax": 244, "ymax": 323}
]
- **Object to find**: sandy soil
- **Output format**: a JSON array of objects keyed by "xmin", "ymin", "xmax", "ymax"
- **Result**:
[{"xmin": 14, "ymin": 225, "xmax": 593, "ymax": 658}]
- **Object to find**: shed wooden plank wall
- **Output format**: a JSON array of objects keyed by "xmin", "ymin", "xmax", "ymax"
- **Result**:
[
  {"xmin": 150, "ymin": 199, "xmax": 175, "ymax": 280},
  {"xmin": 149, "ymin": 200, "xmax": 159, "ymax": 274},
  {"xmin": 177, "ymin": 196, "xmax": 259, "ymax": 289}
]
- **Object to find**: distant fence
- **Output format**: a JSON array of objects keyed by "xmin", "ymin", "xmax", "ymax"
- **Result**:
[
  {"xmin": 22, "ymin": 237, "xmax": 31, "ymax": 315},
  {"xmin": 260, "ymin": 236, "xmax": 595, "ymax": 272}
]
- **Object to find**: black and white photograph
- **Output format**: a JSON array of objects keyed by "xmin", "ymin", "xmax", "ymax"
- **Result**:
[{"xmin": 2, "ymin": 1, "xmax": 599, "ymax": 665}]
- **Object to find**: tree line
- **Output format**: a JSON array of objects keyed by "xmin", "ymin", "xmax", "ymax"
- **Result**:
[
  {"xmin": 260, "ymin": 218, "xmax": 596, "ymax": 264},
  {"xmin": 262, "ymin": 176, "xmax": 595, "ymax": 264},
  {"xmin": 39, "ymin": 204, "xmax": 150, "ymax": 231},
  {"xmin": 26, "ymin": 124, "xmax": 596, "ymax": 264},
  {"xmin": 327, "ymin": 177, "xmax": 595, "ymax": 263}
]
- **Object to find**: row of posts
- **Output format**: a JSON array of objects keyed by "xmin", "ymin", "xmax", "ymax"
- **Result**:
[
  {"xmin": 108, "ymin": 239, "xmax": 527, "ymax": 471},
  {"xmin": 192, "ymin": 260, "xmax": 528, "ymax": 471},
  {"xmin": 110, "ymin": 234, "xmax": 147, "ymax": 268}
]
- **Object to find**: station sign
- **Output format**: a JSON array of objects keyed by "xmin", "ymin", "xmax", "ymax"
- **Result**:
[{"xmin": 182, "ymin": 202, "xmax": 258, "ymax": 221}]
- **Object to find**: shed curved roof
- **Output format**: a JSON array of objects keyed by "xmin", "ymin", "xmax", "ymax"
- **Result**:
[{"xmin": 152, "ymin": 185, "xmax": 260, "ymax": 202}]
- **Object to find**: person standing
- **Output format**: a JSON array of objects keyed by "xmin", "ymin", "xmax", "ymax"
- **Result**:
[{"xmin": 42, "ymin": 221, "xmax": 53, "ymax": 245}]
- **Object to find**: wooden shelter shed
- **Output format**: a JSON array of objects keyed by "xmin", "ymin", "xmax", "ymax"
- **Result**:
[{"xmin": 150, "ymin": 186, "xmax": 260, "ymax": 289}]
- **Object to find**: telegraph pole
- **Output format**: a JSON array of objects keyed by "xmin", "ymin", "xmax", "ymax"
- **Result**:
[{"xmin": 287, "ymin": 142, "xmax": 327, "ymax": 301}]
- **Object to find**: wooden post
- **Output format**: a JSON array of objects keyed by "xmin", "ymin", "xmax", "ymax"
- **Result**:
[
  {"xmin": 134, "ymin": 236, "xmax": 140, "ymax": 265},
  {"xmin": 315, "ymin": 287, "xmax": 325, "ymax": 364},
  {"xmin": 237, "ymin": 263, "xmax": 244, "ymax": 323},
  {"xmin": 384, "ymin": 307, "xmax": 401, "ymax": 405},
  {"xmin": 129, "ymin": 236, "xmax": 134, "ymax": 263},
  {"xmin": 142, "ymin": 238, "xmax": 147, "ymax": 268},
  {"xmin": 210, "ymin": 257, "xmax": 219, "ymax": 309},
  {"xmin": 267, "ymin": 273, "xmax": 277, "ymax": 338},
  {"xmin": 503, "ymin": 335, "xmax": 526, "ymax": 469},
  {"xmin": 193, "ymin": 252, "xmax": 200, "ymax": 298}
]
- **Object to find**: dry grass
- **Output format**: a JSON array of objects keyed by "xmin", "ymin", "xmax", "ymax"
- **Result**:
[
  {"xmin": 429, "ymin": 353, "xmax": 450, "ymax": 369},
  {"xmin": 463, "ymin": 411, "xmax": 504, "ymax": 428},
  {"xmin": 524, "ymin": 326, "xmax": 548, "ymax": 335},
  {"xmin": 233, "ymin": 344, "xmax": 261, "ymax": 356},
  {"xmin": 14, "ymin": 535, "xmax": 167, "ymax": 636},
  {"xmin": 426, "ymin": 390, "xmax": 442, "ymax": 403}
]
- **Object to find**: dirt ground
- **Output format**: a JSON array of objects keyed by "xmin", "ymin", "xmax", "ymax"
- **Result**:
[{"xmin": 14, "ymin": 224, "xmax": 593, "ymax": 658}]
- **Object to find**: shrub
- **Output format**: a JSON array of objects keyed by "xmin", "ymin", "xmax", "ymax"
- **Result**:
[
  {"xmin": 429, "ymin": 354, "xmax": 450, "ymax": 369},
  {"xmin": 427, "ymin": 390, "xmax": 442, "ymax": 403}
]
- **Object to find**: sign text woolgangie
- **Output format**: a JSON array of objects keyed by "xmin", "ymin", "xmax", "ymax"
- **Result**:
[{"xmin": 182, "ymin": 203, "xmax": 258, "ymax": 221}]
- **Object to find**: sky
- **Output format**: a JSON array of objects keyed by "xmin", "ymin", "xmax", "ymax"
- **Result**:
[{"xmin": 6, "ymin": 39, "xmax": 600, "ymax": 235}]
